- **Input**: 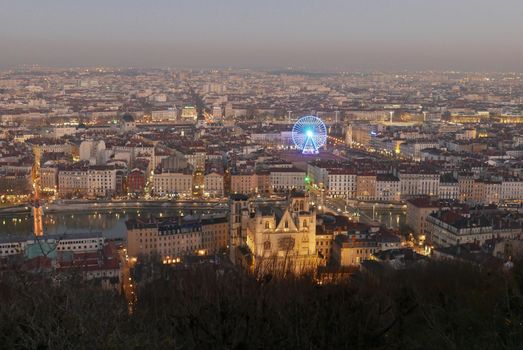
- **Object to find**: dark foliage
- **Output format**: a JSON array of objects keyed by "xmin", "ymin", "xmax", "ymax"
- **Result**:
[{"xmin": 1, "ymin": 260, "xmax": 523, "ymax": 349}]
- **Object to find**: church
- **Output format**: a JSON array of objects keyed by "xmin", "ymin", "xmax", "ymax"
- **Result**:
[{"xmin": 229, "ymin": 192, "xmax": 318, "ymax": 275}]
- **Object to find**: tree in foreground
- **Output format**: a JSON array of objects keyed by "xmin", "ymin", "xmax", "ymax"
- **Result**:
[{"xmin": 1, "ymin": 260, "xmax": 523, "ymax": 349}]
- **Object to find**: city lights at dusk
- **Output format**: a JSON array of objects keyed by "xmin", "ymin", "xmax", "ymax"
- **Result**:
[{"xmin": 1, "ymin": 1, "xmax": 523, "ymax": 348}]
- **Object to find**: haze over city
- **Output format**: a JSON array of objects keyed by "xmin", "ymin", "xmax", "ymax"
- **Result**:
[
  {"xmin": 1, "ymin": 0, "xmax": 523, "ymax": 71},
  {"xmin": 2, "ymin": 1, "xmax": 523, "ymax": 349}
]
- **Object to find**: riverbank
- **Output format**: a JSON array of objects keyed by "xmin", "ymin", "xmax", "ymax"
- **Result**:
[{"xmin": 0, "ymin": 199, "xmax": 228, "ymax": 216}]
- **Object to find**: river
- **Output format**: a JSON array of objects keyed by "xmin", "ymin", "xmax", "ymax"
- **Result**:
[
  {"xmin": 0, "ymin": 205, "xmax": 406, "ymax": 239},
  {"xmin": 0, "ymin": 207, "xmax": 226, "ymax": 239},
  {"xmin": 360, "ymin": 208, "xmax": 407, "ymax": 230}
]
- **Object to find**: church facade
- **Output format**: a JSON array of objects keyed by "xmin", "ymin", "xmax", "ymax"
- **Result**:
[{"xmin": 229, "ymin": 192, "xmax": 318, "ymax": 275}]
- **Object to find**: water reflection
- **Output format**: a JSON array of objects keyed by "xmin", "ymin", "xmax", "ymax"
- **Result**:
[
  {"xmin": 360, "ymin": 209, "xmax": 406, "ymax": 229},
  {"xmin": 0, "ymin": 207, "xmax": 406, "ymax": 238},
  {"xmin": 0, "ymin": 208, "xmax": 210, "ymax": 239}
]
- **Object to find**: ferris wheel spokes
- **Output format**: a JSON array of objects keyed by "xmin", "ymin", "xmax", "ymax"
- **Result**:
[{"xmin": 291, "ymin": 116, "xmax": 327, "ymax": 155}]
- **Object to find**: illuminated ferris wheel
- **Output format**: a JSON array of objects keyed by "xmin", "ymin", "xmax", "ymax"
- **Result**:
[{"xmin": 291, "ymin": 116, "xmax": 327, "ymax": 154}]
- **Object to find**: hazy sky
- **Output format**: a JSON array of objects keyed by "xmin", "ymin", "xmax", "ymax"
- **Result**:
[{"xmin": 1, "ymin": 0, "xmax": 522, "ymax": 71}]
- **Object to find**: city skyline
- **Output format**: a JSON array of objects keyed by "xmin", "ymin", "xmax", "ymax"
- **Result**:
[
  {"xmin": 2, "ymin": 2, "xmax": 523, "ymax": 348},
  {"xmin": 1, "ymin": 0, "xmax": 522, "ymax": 71}
]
